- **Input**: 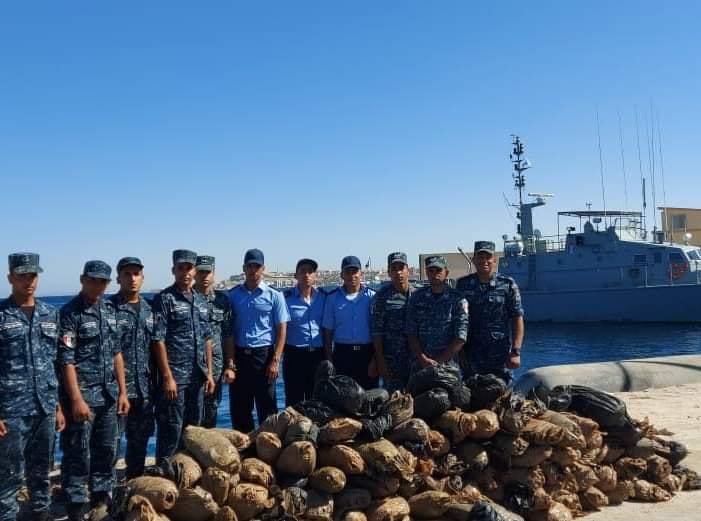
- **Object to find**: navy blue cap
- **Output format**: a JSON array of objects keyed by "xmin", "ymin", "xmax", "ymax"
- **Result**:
[
  {"xmin": 295, "ymin": 258, "xmax": 318, "ymax": 272},
  {"xmin": 424, "ymin": 255, "xmax": 448, "ymax": 269},
  {"xmin": 341, "ymin": 255, "xmax": 362, "ymax": 271},
  {"xmin": 172, "ymin": 249, "xmax": 197, "ymax": 266},
  {"xmin": 8, "ymin": 252, "xmax": 43, "ymax": 274},
  {"xmin": 244, "ymin": 248, "xmax": 265, "ymax": 266},
  {"xmin": 83, "ymin": 260, "xmax": 112, "ymax": 280},
  {"xmin": 474, "ymin": 241, "xmax": 496, "ymax": 254},
  {"xmin": 116, "ymin": 256, "xmax": 144, "ymax": 272},
  {"xmin": 196, "ymin": 255, "xmax": 215, "ymax": 271},
  {"xmin": 387, "ymin": 252, "xmax": 408, "ymax": 267}
]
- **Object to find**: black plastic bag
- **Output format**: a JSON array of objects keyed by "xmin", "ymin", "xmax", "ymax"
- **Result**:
[
  {"xmin": 407, "ymin": 364, "xmax": 462, "ymax": 396},
  {"xmin": 313, "ymin": 361, "xmax": 366, "ymax": 415},
  {"xmin": 467, "ymin": 500, "xmax": 508, "ymax": 521},
  {"xmin": 447, "ymin": 383, "xmax": 472, "ymax": 410},
  {"xmin": 358, "ymin": 412, "xmax": 393, "ymax": 441},
  {"xmin": 360, "ymin": 388, "xmax": 390, "ymax": 418},
  {"xmin": 284, "ymin": 417, "xmax": 320, "ymax": 445},
  {"xmin": 465, "ymin": 374, "xmax": 508, "ymax": 410},
  {"xmin": 293, "ymin": 400, "xmax": 341, "ymax": 425},
  {"xmin": 527, "ymin": 385, "xmax": 571, "ymax": 411},
  {"xmin": 503, "ymin": 482, "xmax": 533, "ymax": 516},
  {"xmin": 277, "ymin": 474, "xmax": 309, "ymax": 488},
  {"xmin": 414, "ymin": 388, "xmax": 451, "ymax": 420}
]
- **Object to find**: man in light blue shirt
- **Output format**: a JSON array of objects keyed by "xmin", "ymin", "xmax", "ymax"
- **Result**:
[
  {"xmin": 224, "ymin": 249, "xmax": 289, "ymax": 432},
  {"xmin": 322, "ymin": 255, "xmax": 378, "ymax": 389},
  {"xmin": 282, "ymin": 258, "xmax": 327, "ymax": 407}
]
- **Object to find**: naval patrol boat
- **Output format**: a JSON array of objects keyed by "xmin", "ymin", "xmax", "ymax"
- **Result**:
[{"xmin": 498, "ymin": 136, "xmax": 701, "ymax": 322}]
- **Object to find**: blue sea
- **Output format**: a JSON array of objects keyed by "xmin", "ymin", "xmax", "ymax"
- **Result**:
[{"xmin": 41, "ymin": 295, "xmax": 701, "ymax": 461}]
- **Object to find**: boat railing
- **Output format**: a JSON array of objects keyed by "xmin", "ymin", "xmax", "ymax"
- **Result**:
[{"xmin": 504, "ymin": 235, "xmax": 568, "ymax": 255}]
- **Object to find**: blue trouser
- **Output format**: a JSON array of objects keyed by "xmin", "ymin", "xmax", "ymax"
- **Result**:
[
  {"xmin": 0, "ymin": 412, "xmax": 55, "ymax": 520},
  {"xmin": 463, "ymin": 338, "xmax": 513, "ymax": 385},
  {"xmin": 202, "ymin": 375, "xmax": 223, "ymax": 429},
  {"xmin": 60, "ymin": 401, "xmax": 118, "ymax": 505},
  {"xmin": 155, "ymin": 379, "xmax": 203, "ymax": 465},
  {"xmin": 116, "ymin": 396, "xmax": 155, "ymax": 479}
]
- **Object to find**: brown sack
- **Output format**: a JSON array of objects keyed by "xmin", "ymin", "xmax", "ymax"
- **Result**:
[
  {"xmin": 241, "ymin": 458, "xmax": 275, "ymax": 488},
  {"xmin": 512, "ymin": 446, "xmax": 552, "ymax": 468},
  {"xmin": 593, "ymin": 465, "xmax": 617, "ymax": 492},
  {"xmin": 453, "ymin": 442, "xmax": 488, "ymax": 471},
  {"xmin": 526, "ymin": 501, "xmax": 573, "ymax": 521},
  {"xmin": 549, "ymin": 447, "xmax": 579, "ymax": 467},
  {"xmin": 386, "ymin": 419, "xmax": 430, "ymax": 444},
  {"xmin": 184, "ymin": 426, "xmax": 241, "ymax": 474},
  {"xmin": 549, "ymin": 490, "xmax": 581, "ymax": 517},
  {"xmin": 408, "ymin": 491, "xmax": 452, "ymax": 520},
  {"xmin": 633, "ymin": 479, "xmax": 672, "ymax": 502},
  {"xmin": 578, "ymin": 486, "xmax": 608, "ymax": 511},
  {"xmin": 659, "ymin": 473, "xmax": 683, "ymax": 493},
  {"xmin": 396, "ymin": 446, "xmax": 418, "ymax": 475},
  {"xmin": 276, "ymin": 440, "xmax": 317, "ymax": 477},
  {"xmin": 521, "ymin": 419, "xmax": 565, "ymax": 446},
  {"xmin": 169, "ymin": 486, "xmax": 220, "ymax": 521},
  {"xmin": 212, "ymin": 428, "xmax": 252, "ymax": 451},
  {"xmin": 427, "ymin": 430, "xmax": 451, "ymax": 457},
  {"xmin": 605, "ymin": 480, "xmax": 634, "ymax": 505},
  {"xmin": 319, "ymin": 417, "xmax": 363, "ymax": 445},
  {"xmin": 434, "ymin": 410, "xmax": 477, "ymax": 444},
  {"xmin": 569, "ymin": 462, "xmax": 598, "ymax": 492},
  {"xmin": 253, "ymin": 406, "xmax": 300, "ymax": 440},
  {"xmin": 562, "ymin": 413, "xmax": 598, "ymax": 440},
  {"xmin": 319, "ymin": 445, "xmax": 366, "ymax": 475},
  {"xmin": 125, "ymin": 495, "xmax": 170, "ymax": 521},
  {"xmin": 334, "ymin": 488, "xmax": 372, "ymax": 515},
  {"xmin": 170, "ymin": 452, "xmax": 203, "ymax": 488},
  {"xmin": 214, "ymin": 506, "xmax": 238, "ymax": 521},
  {"xmin": 505, "ymin": 467, "xmax": 546, "ymax": 490},
  {"xmin": 200, "ymin": 467, "xmax": 233, "ymax": 506},
  {"xmin": 537, "ymin": 411, "xmax": 582, "ymax": 437},
  {"xmin": 357, "ymin": 439, "xmax": 413, "ymax": 480},
  {"xmin": 348, "ymin": 475, "xmax": 401, "ymax": 499},
  {"xmin": 380, "ymin": 391, "xmax": 415, "ymax": 427},
  {"xmin": 305, "ymin": 490, "xmax": 334, "ymax": 521},
  {"xmin": 366, "ymin": 496, "xmax": 411, "ymax": 521},
  {"xmin": 309, "ymin": 466, "xmax": 347, "ymax": 494},
  {"xmin": 614, "ymin": 457, "xmax": 647, "ymax": 481},
  {"xmin": 255, "ymin": 431, "xmax": 282, "ymax": 465},
  {"xmin": 126, "ymin": 476, "xmax": 179, "ymax": 512},
  {"xmin": 469, "ymin": 410, "xmax": 500, "ymax": 440},
  {"xmin": 490, "ymin": 433, "xmax": 529, "ymax": 456},
  {"xmin": 227, "ymin": 483, "xmax": 272, "ymax": 521},
  {"xmin": 646, "ymin": 454, "xmax": 672, "ymax": 483},
  {"xmin": 453, "ymin": 485, "xmax": 482, "ymax": 504},
  {"xmin": 341, "ymin": 512, "xmax": 368, "ymax": 521},
  {"xmin": 602, "ymin": 443, "xmax": 626, "ymax": 464}
]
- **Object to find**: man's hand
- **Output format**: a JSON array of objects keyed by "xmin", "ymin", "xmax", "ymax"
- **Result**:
[
  {"xmin": 223, "ymin": 368, "xmax": 236, "ymax": 384},
  {"xmin": 374, "ymin": 357, "xmax": 391, "ymax": 379},
  {"xmin": 117, "ymin": 394, "xmax": 130, "ymax": 416},
  {"xmin": 506, "ymin": 352, "xmax": 521, "ymax": 369},
  {"xmin": 55, "ymin": 407, "xmax": 66, "ymax": 432},
  {"xmin": 0, "ymin": 419, "xmax": 7, "ymax": 437},
  {"xmin": 267, "ymin": 357, "xmax": 280, "ymax": 383},
  {"xmin": 419, "ymin": 354, "xmax": 438, "ymax": 368},
  {"xmin": 163, "ymin": 374, "xmax": 178, "ymax": 401},
  {"xmin": 71, "ymin": 398, "xmax": 92, "ymax": 423},
  {"xmin": 204, "ymin": 375, "xmax": 216, "ymax": 395}
]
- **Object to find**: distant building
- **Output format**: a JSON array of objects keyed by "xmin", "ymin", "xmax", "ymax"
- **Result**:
[
  {"xmin": 659, "ymin": 207, "xmax": 701, "ymax": 246},
  {"xmin": 417, "ymin": 251, "xmax": 503, "ymax": 280}
]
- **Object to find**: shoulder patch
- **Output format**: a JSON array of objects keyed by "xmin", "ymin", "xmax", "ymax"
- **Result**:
[{"xmin": 62, "ymin": 332, "xmax": 76, "ymax": 348}]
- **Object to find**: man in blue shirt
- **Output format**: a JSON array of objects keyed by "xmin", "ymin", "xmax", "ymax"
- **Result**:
[
  {"xmin": 322, "ymin": 255, "xmax": 378, "ymax": 390},
  {"xmin": 282, "ymin": 258, "xmax": 326, "ymax": 407},
  {"xmin": 223, "ymin": 249, "xmax": 289, "ymax": 432}
]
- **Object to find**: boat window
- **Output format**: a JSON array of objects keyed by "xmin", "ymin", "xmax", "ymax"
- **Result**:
[
  {"xmin": 687, "ymin": 249, "xmax": 701, "ymax": 261},
  {"xmin": 669, "ymin": 252, "xmax": 686, "ymax": 264},
  {"xmin": 633, "ymin": 254, "xmax": 647, "ymax": 265},
  {"xmin": 653, "ymin": 252, "xmax": 662, "ymax": 264}
]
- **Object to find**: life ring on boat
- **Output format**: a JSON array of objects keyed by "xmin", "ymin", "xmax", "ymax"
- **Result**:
[{"xmin": 667, "ymin": 262, "xmax": 688, "ymax": 280}]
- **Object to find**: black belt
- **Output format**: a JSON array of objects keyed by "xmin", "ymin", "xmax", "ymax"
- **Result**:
[
  {"xmin": 236, "ymin": 345, "xmax": 270, "ymax": 356},
  {"xmin": 285, "ymin": 344, "xmax": 323, "ymax": 353},
  {"xmin": 335, "ymin": 342, "xmax": 372, "ymax": 352}
]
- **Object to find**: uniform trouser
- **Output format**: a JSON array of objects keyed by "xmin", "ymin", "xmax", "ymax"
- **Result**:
[
  {"xmin": 60, "ymin": 401, "xmax": 118, "ymax": 505},
  {"xmin": 229, "ymin": 346, "xmax": 277, "ymax": 433},
  {"xmin": 462, "ymin": 338, "xmax": 513, "ymax": 385},
  {"xmin": 282, "ymin": 345, "xmax": 325, "ymax": 407},
  {"xmin": 381, "ymin": 344, "xmax": 412, "ymax": 393},
  {"xmin": 155, "ymin": 379, "xmax": 203, "ymax": 466},
  {"xmin": 333, "ymin": 343, "xmax": 379, "ymax": 390},
  {"xmin": 116, "ymin": 396, "xmax": 155, "ymax": 479},
  {"xmin": 202, "ymin": 374, "xmax": 223, "ymax": 428},
  {"xmin": 0, "ymin": 412, "xmax": 55, "ymax": 520}
]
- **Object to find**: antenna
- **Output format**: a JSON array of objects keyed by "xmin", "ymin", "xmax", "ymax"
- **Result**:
[
  {"xmin": 617, "ymin": 111, "xmax": 629, "ymax": 208},
  {"xmin": 510, "ymin": 135, "xmax": 529, "ymax": 208},
  {"xmin": 645, "ymin": 106, "xmax": 657, "ymax": 231},
  {"xmin": 595, "ymin": 109, "xmax": 607, "ymax": 217},
  {"xmin": 634, "ymin": 106, "xmax": 647, "ymax": 235},
  {"xmin": 656, "ymin": 110, "xmax": 670, "ymax": 242},
  {"xmin": 457, "ymin": 247, "xmax": 473, "ymax": 271}
]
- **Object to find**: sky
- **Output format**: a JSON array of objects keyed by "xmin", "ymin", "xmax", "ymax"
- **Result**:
[{"xmin": 1, "ymin": 1, "xmax": 700, "ymax": 295}]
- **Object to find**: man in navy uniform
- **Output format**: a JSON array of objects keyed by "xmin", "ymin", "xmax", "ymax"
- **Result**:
[
  {"xmin": 223, "ymin": 249, "xmax": 289, "ymax": 432},
  {"xmin": 109, "ymin": 256, "xmax": 155, "ymax": 479},
  {"xmin": 322, "ymin": 255, "xmax": 378, "ymax": 389},
  {"xmin": 152, "ymin": 250, "xmax": 215, "ymax": 465},
  {"xmin": 405, "ymin": 255, "xmax": 469, "ymax": 369},
  {"xmin": 58, "ymin": 260, "xmax": 130, "ymax": 519},
  {"xmin": 282, "ymin": 258, "xmax": 327, "ymax": 406},
  {"xmin": 0, "ymin": 253, "xmax": 65, "ymax": 521},
  {"xmin": 456, "ymin": 241, "xmax": 524, "ymax": 384},
  {"xmin": 194, "ymin": 255, "xmax": 233, "ymax": 428}
]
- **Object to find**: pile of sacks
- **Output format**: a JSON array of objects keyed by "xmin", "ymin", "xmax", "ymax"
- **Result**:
[{"xmin": 113, "ymin": 362, "xmax": 700, "ymax": 521}]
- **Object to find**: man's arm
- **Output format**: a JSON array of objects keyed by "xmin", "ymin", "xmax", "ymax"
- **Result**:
[
  {"xmin": 408, "ymin": 334, "xmax": 435, "ymax": 368},
  {"xmin": 222, "ymin": 336, "xmax": 236, "ymax": 384},
  {"xmin": 322, "ymin": 292, "xmax": 335, "ymax": 361},
  {"xmin": 323, "ymin": 329, "xmax": 333, "ymax": 361},
  {"xmin": 113, "ymin": 352, "xmax": 130, "ymax": 415},
  {"xmin": 62, "ymin": 364, "xmax": 92, "ymax": 422},
  {"xmin": 370, "ymin": 294, "xmax": 390, "ymax": 378},
  {"xmin": 435, "ymin": 338, "xmax": 466, "ymax": 364},
  {"xmin": 267, "ymin": 322, "xmax": 287, "ymax": 383},
  {"xmin": 506, "ymin": 316, "xmax": 525, "ymax": 369}
]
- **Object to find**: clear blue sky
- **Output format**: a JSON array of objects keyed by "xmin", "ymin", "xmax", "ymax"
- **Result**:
[{"xmin": 1, "ymin": 1, "xmax": 700, "ymax": 295}]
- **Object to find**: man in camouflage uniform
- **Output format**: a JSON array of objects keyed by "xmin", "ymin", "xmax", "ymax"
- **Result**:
[
  {"xmin": 0, "ymin": 253, "xmax": 65, "ymax": 521},
  {"xmin": 58, "ymin": 260, "xmax": 130, "ymax": 520},
  {"xmin": 194, "ymin": 255, "xmax": 233, "ymax": 428},
  {"xmin": 405, "ymin": 255, "xmax": 469, "ymax": 370},
  {"xmin": 109, "ymin": 257, "xmax": 155, "ymax": 479},
  {"xmin": 371, "ymin": 252, "xmax": 415, "ymax": 392},
  {"xmin": 456, "ymin": 241, "xmax": 524, "ymax": 384},
  {"xmin": 152, "ymin": 249, "xmax": 214, "ymax": 465}
]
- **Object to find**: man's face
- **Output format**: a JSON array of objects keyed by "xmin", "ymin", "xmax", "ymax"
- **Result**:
[
  {"xmin": 295, "ymin": 264, "xmax": 318, "ymax": 287},
  {"xmin": 342, "ymin": 267, "xmax": 361, "ymax": 288},
  {"xmin": 80, "ymin": 275, "xmax": 109, "ymax": 301},
  {"xmin": 389, "ymin": 262, "xmax": 409, "ymax": 287},
  {"xmin": 8, "ymin": 272, "xmax": 38, "ymax": 299},
  {"xmin": 426, "ymin": 266, "xmax": 448, "ymax": 285},
  {"xmin": 117, "ymin": 265, "xmax": 144, "ymax": 295},
  {"xmin": 244, "ymin": 263, "xmax": 264, "ymax": 286},
  {"xmin": 474, "ymin": 251, "xmax": 496, "ymax": 277},
  {"xmin": 195, "ymin": 269, "xmax": 215, "ymax": 291},
  {"xmin": 172, "ymin": 263, "xmax": 195, "ymax": 289}
]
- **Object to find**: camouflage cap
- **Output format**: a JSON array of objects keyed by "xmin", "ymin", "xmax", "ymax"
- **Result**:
[
  {"xmin": 424, "ymin": 255, "xmax": 448, "ymax": 269},
  {"xmin": 474, "ymin": 241, "xmax": 496, "ymax": 254},
  {"xmin": 196, "ymin": 255, "xmax": 215, "ymax": 271},
  {"xmin": 173, "ymin": 249, "xmax": 197, "ymax": 266},
  {"xmin": 387, "ymin": 252, "xmax": 408, "ymax": 267},
  {"xmin": 83, "ymin": 260, "xmax": 112, "ymax": 280},
  {"xmin": 8, "ymin": 252, "xmax": 43, "ymax": 274},
  {"xmin": 116, "ymin": 256, "xmax": 144, "ymax": 272}
]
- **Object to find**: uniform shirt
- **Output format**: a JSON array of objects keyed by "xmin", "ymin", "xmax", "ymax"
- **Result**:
[
  {"xmin": 322, "ymin": 285, "xmax": 376, "ymax": 344},
  {"xmin": 0, "ymin": 298, "xmax": 59, "ymax": 417},
  {"xmin": 58, "ymin": 295, "xmax": 120, "ymax": 407},
  {"xmin": 109, "ymin": 293, "xmax": 154, "ymax": 400},
  {"xmin": 199, "ymin": 289, "xmax": 233, "ymax": 377},
  {"xmin": 152, "ymin": 285, "xmax": 212, "ymax": 386},
  {"xmin": 371, "ymin": 282, "xmax": 414, "ymax": 356},
  {"xmin": 283, "ymin": 286, "xmax": 326, "ymax": 348},
  {"xmin": 228, "ymin": 282, "xmax": 290, "ymax": 348},
  {"xmin": 404, "ymin": 286, "xmax": 469, "ymax": 357}
]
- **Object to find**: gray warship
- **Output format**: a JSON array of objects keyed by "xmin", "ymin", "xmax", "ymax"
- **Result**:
[{"xmin": 498, "ymin": 136, "xmax": 701, "ymax": 322}]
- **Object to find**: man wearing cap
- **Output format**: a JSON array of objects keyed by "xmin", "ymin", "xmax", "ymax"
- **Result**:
[
  {"xmin": 322, "ymin": 255, "xmax": 378, "ymax": 389},
  {"xmin": 0, "ymin": 253, "xmax": 65, "ymax": 521},
  {"xmin": 223, "ymin": 249, "xmax": 289, "ymax": 432},
  {"xmin": 109, "ymin": 257, "xmax": 155, "ymax": 479},
  {"xmin": 58, "ymin": 260, "xmax": 130, "ymax": 519},
  {"xmin": 194, "ymin": 255, "xmax": 233, "ymax": 428},
  {"xmin": 152, "ymin": 250, "xmax": 215, "ymax": 465},
  {"xmin": 282, "ymin": 258, "xmax": 327, "ymax": 406},
  {"xmin": 405, "ymin": 255, "xmax": 469, "ymax": 370},
  {"xmin": 371, "ymin": 252, "xmax": 415, "ymax": 392},
  {"xmin": 456, "ymin": 241, "xmax": 524, "ymax": 384}
]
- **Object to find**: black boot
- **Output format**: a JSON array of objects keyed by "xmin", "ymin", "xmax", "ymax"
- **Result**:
[{"xmin": 66, "ymin": 503, "xmax": 86, "ymax": 521}]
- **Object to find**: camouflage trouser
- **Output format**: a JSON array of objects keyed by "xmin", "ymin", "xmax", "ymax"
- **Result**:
[
  {"xmin": 381, "ymin": 349, "xmax": 411, "ymax": 394},
  {"xmin": 202, "ymin": 375, "xmax": 223, "ymax": 429},
  {"xmin": 461, "ymin": 339, "xmax": 513, "ymax": 385},
  {"xmin": 116, "ymin": 397, "xmax": 155, "ymax": 479},
  {"xmin": 60, "ymin": 401, "xmax": 118, "ymax": 504},
  {"xmin": 155, "ymin": 379, "xmax": 203, "ymax": 466},
  {"xmin": 0, "ymin": 412, "xmax": 55, "ymax": 521}
]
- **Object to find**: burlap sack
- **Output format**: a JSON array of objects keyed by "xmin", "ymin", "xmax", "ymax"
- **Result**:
[
  {"xmin": 605, "ymin": 480, "xmax": 634, "ymax": 504},
  {"xmin": 453, "ymin": 485, "xmax": 482, "ymax": 504},
  {"xmin": 549, "ymin": 490, "xmax": 581, "ymax": 517},
  {"xmin": 585, "ymin": 430, "xmax": 603, "ymax": 450},
  {"xmin": 380, "ymin": 391, "xmax": 415, "ymax": 427},
  {"xmin": 334, "ymin": 488, "xmax": 372, "ymax": 515},
  {"xmin": 200, "ymin": 467, "xmax": 233, "ymax": 506},
  {"xmin": 633, "ymin": 479, "xmax": 672, "ymax": 502},
  {"xmin": 521, "ymin": 419, "xmax": 565, "ymax": 446},
  {"xmin": 562, "ymin": 413, "xmax": 598, "ymax": 440},
  {"xmin": 357, "ymin": 439, "xmax": 413, "ymax": 480},
  {"xmin": 347, "ymin": 475, "xmax": 401, "ymax": 499},
  {"xmin": 602, "ymin": 443, "xmax": 626, "ymax": 464},
  {"xmin": 578, "ymin": 486, "xmax": 608, "ymax": 511},
  {"xmin": 526, "ymin": 501, "xmax": 573, "ymax": 521},
  {"xmin": 227, "ymin": 483, "xmax": 273, "ymax": 521},
  {"xmin": 453, "ymin": 441, "xmax": 489, "ymax": 471},
  {"xmin": 427, "ymin": 430, "xmax": 451, "ymax": 457},
  {"xmin": 593, "ymin": 465, "xmax": 617, "ymax": 492},
  {"xmin": 169, "ymin": 486, "xmax": 220, "ymax": 521},
  {"xmin": 489, "ymin": 433, "xmax": 529, "ymax": 456},
  {"xmin": 366, "ymin": 496, "xmax": 411, "ymax": 521},
  {"xmin": 434, "ymin": 410, "xmax": 477, "ymax": 444},
  {"xmin": 408, "ymin": 491, "xmax": 452, "ymax": 520},
  {"xmin": 184, "ymin": 426, "xmax": 242, "ymax": 474},
  {"xmin": 613, "ymin": 457, "xmax": 647, "ymax": 481},
  {"xmin": 469, "ymin": 410, "xmax": 499, "ymax": 440},
  {"xmin": 416, "ymin": 457, "xmax": 435, "ymax": 477},
  {"xmin": 504, "ymin": 467, "xmax": 546, "ymax": 490},
  {"xmin": 386, "ymin": 419, "xmax": 430, "ymax": 444},
  {"xmin": 305, "ymin": 490, "xmax": 335, "ymax": 521},
  {"xmin": 255, "ymin": 431, "xmax": 282, "ymax": 465},
  {"xmin": 212, "ymin": 428, "xmax": 252, "ymax": 451},
  {"xmin": 531, "ymin": 487, "xmax": 553, "ymax": 511},
  {"xmin": 309, "ymin": 466, "xmax": 347, "ymax": 494},
  {"xmin": 214, "ymin": 506, "xmax": 238, "ymax": 521},
  {"xmin": 549, "ymin": 447, "xmax": 579, "ymax": 467},
  {"xmin": 276, "ymin": 440, "xmax": 317, "ymax": 477},
  {"xmin": 253, "ymin": 406, "xmax": 300, "ymax": 440},
  {"xmin": 511, "ymin": 446, "xmax": 552, "ymax": 468},
  {"xmin": 284, "ymin": 416, "xmax": 319, "ymax": 445},
  {"xmin": 659, "ymin": 473, "xmax": 683, "ymax": 493},
  {"xmin": 282, "ymin": 486, "xmax": 307, "ymax": 516},
  {"xmin": 126, "ymin": 476, "xmax": 179, "ymax": 511},
  {"xmin": 341, "ymin": 512, "xmax": 368, "ymax": 521},
  {"xmin": 319, "ymin": 417, "xmax": 363, "ymax": 445},
  {"xmin": 537, "ymin": 411, "xmax": 582, "ymax": 437},
  {"xmin": 646, "ymin": 454, "xmax": 672, "ymax": 483},
  {"xmin": 240, "ymin": 458, "xmax": 275, "ymax": 488},
  {"xmin": 170, "ymin": 452, "xmax": 203, "ymax": 488},
  {"xmin": 570, "ymin": 462, "xmax": 598, "ymax": 492},
  {"xmin": 125, "ymin": 495, "xmax": 170, "ymax": 521},
  {"xmin": 319, "ymin": 445, "xmax": 366, "ymax": 475}
]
